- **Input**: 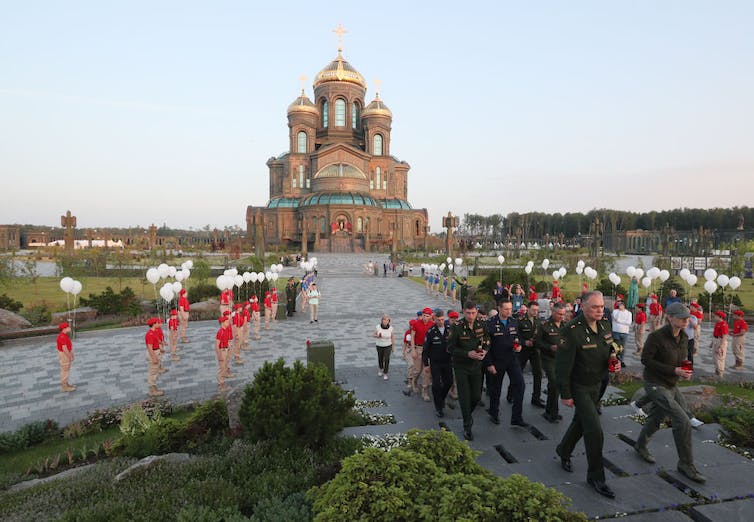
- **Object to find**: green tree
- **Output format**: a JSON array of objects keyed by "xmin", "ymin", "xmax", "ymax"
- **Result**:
[{"xmin": 192, "ymin": 259, "xmax": 211, "ymax": 284}]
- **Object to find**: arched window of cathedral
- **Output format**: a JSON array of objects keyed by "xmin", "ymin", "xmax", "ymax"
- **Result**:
[
  {"xmin": 320, "ymin": 217, "xmax": 326, "ymax": 233},
  {"xmin": 357, "ymin": 217, "xmax": 363, "ymax": 233},
  {"xmin": 383, "ymin": 172, "xmax": 387, "ymax": 190},
  {"xmin": 373, "ymin": 134, "xmax": 383, "ymax": 156},
  {"xmin": 335, "ymin": 99, "xmax": 346, "ymax": 127},
  {"xmin": 299, "ymin": 165, "xmax": 305, "ymax": 188},
  {"xmin": 322, "ymin": 100, "xmax": 329, "ymax": 128},
  {"xmin": 312, "ymin": 216, "xmax": 317, "ymax": 232},
  {"xmin": 297, "ymin": 131, "xmax": 307, "ymax": 153},
  {"xmin": 416, "ymin": 220, "xmax": 421, "ymax": 236},
  {"xmin": 352, "ymin": 101, "xmax": 360, "ymax": 129},
  {"xmin": 376, "ymin": 167, "xmax": 381, "ymax": 189},
  {"xmin": 292, "ymin": 173, "xmax": 297, "ymax": 188}
]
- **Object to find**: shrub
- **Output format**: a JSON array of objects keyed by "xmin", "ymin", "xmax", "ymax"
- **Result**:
[
  {"xmin": 595, "ymin": 277, "xmax": 627, "ymax": 299},
  {"xmin": 0, "ymin": 293, "xmax": 23, "ymax": 312},
  {"xmin": 20, "ymin": 302, "xmax": 52, "ymax": 326},
  {"xmin": 251, "ymin": 492, "xmax": 311, "ymax": 522},
  {"xmin": 120, "ymin": 404, "xmax": 160, "ymax": 437},
  {"xmin": 189, "ymin": 282, "xmax": 220, "ymax": 303},
  {"xmin": 80, "ymin": 286, "xmax": 141, "ymax": 316},
  {"xmin": 403, "ymin": 429, "xmax": 483, "ymax": 475},
  {"xmin": 177, "ymin": 505, "xmax": 251, "ymax": 522},
  {"xmin": 0, "ymin": 420, "xmax": 60, "ymax": 455},
  {"xmin": 239, "ymin": 359, "xmax": 354, "ymax": 449},
  {"xmin": 715, "ymin": 406, "xmax": 754, "ymax": 448}
]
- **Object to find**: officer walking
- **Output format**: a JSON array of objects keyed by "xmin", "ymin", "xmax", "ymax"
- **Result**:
[
  {"xmin": 422, "ymin": 309, "xmax": 454, "ymax": 418},
  {"xmin": 448, "ymin": 300, "xmax": 489, "ymax": 441},
  {"xmin": 555, "ymin": 291, "xmax": 619, "ymax": 499},
  {"xmin": 537, "ymin": 302, "xmax": 566, "ymax": 423},
  {"xmin": 511, "ymin": 301, "xmax": 544, "ymax": 408},
  {"xmin": 634, "ymin": 302, "xmax": 706, "ymax": 483},
  {"xmin": 485, "ymin": 300, "xmax": 528, "ymax": 428}
]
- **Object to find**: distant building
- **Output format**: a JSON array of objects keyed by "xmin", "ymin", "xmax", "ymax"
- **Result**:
[
  {"xmin": 246, "ymin": 38, "xmax": 428, "ymax": 253},
  {"xmin": 0, "ymin": 226, "xmax": 20, "ymax": 251}
]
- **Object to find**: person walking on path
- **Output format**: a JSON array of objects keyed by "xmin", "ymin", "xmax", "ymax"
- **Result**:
[
  {"xmin": 422, "ymin": 310, "xmax": 453, "ymax": 417},
  {"xmin": 307, "ymin": 283, "xmax": 321, "ymax": 323},
  {"xmin": 712, "ymin": 311, "xmax": 729, "ymax": 377},
  {"xmin": 555, "ymin": 291, "xmax": 619, "ymax": 499},
  {"xmin": 448, "ymin": 300, "xmax": 489, "ymax": 441},
  {"xmin": 285, "ymin": 277, "xmax": 298, "ymax": 317},
  {"xmin": 537, "ymin": 303, "xmax": 566, "ymax": 423},
  {"xmin": 649, "ymin": 294, "xmax": 663, "ymax": 332},
  {"xmin": 374, "ymin": 314, "xmax": 394, "ymax": 380},
  {"xmin": 611, "ymin": 301, "xmax": 632, "ymax": 364},
  {"xmin": 215, "ymin": 315, "xmax": 232, "ymax": 392},
  {"xmin": 404, "ymin": 308, "xmax": 434, "ymax": 400},
  {"xmin": 514, "ymin": 301, "xmax": 544, "ymax": 408},
  {"xmin": 634, "ymin": 304, "xmax": 647, "ymax": 354},
  {"xmin": 145, "ymin": 318, "xmax": 164, "ymax": 397},
  {"xmin": 167, "ymin": 309, "xmax": 180, "ymax": 362},
  {"xmin": 177, "ymin": 288, "xmax": 190, "ymax": 342},
  {"xmin": 634, "ymin": 302, "xmax": 706, "ymax": 484},
  {"xmin": 731, "ymin": 310, "xmax": 748, "ymax": 369},
  {"xmin": 56, "ymin": 322, "xmax": 76, "ymax": 392}
]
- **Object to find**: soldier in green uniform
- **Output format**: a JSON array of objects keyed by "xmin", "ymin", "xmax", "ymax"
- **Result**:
[
  {"xmin": 512, "ymin": 301, "xmax": 544, "ymax": 407},
  {"xmin": 285, "ymin": 277, "xmax": 299, "ymax": 317},
  {"xmin": 448, "ymin": 300, "xmax": 489, "ymax": 441},
  {"xmin": 454, "ymin": 277, "xmax": 469, "ymax": 308},
  {"xmin": 537, "ymin": 302, "xmax": 566, "ymax": 423},
  {"xmin": 555, "ymin": 291, "xmax": 620, "ymax": 499}
]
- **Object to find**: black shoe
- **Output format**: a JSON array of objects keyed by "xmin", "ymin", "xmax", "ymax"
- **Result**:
[
  {"xmin": 511, "ymin": 419, "xmax": 530, "ymax": 428},
  {"xmin": 542, "ymin": 412, "xmax": 559, "ymax": 423},
  {"xmin": 402, "ymin": 389, "xmax": 412, "ymax": 397},
  {"xmin": 463, "ymin": 430, "xmax": 474, "ymax": 441},
  {"xmin": 596, "ymin": 404, "xmax": 602, "ymax": 415},
  {"xmin": 435, "ymin": 409, "xmax": 444, "ymax": 418},
  {"xmin": 587, "ymin": 478, "xmax": 616, "ymax": 499},
  {"xmin": 506, "ymin": 396, "xmax": 513, "ymax": 404},
  {"xmin": 531, "ymin": 398, "xmax": 545, "ymax": 408},
  {"xmin": 489, "ymin": 414, "xmax": 500, "ymax": 424},
  {"xmin": 556, "ymin": 447, "xmax": 573, "ymax": 472}
]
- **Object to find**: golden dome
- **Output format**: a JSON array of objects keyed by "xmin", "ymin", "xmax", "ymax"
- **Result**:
[
  {"xmin": 362, "ymin": 96, "xmax": 392, "ymax": 118},
  {"xmin": 313, "ymin": 52, "xmax": 367, "ymax": 89},
  {"xmin": 287, "ymin": 91, "xmax": 319, "ymax": 116}
]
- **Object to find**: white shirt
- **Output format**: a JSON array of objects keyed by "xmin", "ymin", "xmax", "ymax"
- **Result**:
[
  {"xmin": 375, "ymin": 325, "xmax": 394, "ymax": 347},
  {"xmin": 612, "ymin": 309, "xmax": 632, "ymax": 334},
  {"xmin": 307, "ymin": 289, "xmax": 320, "ymax": 305}
]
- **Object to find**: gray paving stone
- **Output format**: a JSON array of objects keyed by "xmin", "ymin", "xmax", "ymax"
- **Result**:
[
  {"xmin": 618, "ymin": 510, "xmax": 694, "ymax": 521},
  {"xmin": 689, "ymin": 498, "xmax": 754, "ymax": 522}
]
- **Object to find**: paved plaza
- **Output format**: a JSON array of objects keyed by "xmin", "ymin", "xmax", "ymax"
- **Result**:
[{"xmin": 1, "ymin": 253, "xmax": 753, "ymax": 519}]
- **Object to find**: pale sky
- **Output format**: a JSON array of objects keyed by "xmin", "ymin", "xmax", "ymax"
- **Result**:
[{"xmin": 1, "ymin": 1, "xmax": 753, "ymax": 233}]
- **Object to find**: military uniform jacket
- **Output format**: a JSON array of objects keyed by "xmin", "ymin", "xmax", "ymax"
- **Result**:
[
  {"xmin": 285, "ymin": 282, "xmax": 298, "ymax": 302},
  {"xmin": 536, "ymin": 317, "xmax": 564, "ymax": 359},
  {"xmin": 422, "ymin": 324, "xmax": 452, "ymax": 367},
  {"xmin": 448, "ymin": 318, "xmax": 489, "ymax": 370},
  {"xmin": 556, "ymin": 316, "xmax": 614, "ymax": 400},
  {"xmin": 485, "ymin": 316, "xmax": 520, "ymax": 366},
  {"xmin": 518, "ymin": 315, "xmax": 540, "ymax": 349},
  {"xmin": 641, "ymin": 324, "xmax": 687, "ymax": 388}
]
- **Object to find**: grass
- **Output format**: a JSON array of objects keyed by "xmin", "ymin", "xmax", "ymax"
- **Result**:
[{"xmin": 612, "ymin": 379, "xmax": 754, "ymax": 403}]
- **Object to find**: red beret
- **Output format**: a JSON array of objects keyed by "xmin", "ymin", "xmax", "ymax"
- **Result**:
[
  {"xmin": 636, "ymin": 303, "xmax": 645, "ymax": 309},
  {"xmin": 616, "ymin": 294, "xmax": 624, "ymax": 300},
  {"xmin": 219, "ymin": 316, "xmax": 229, "ymax": 323},
  {"xmin": 147, "ymin": 318, "xmax": 157, "ymax": 326},
  {"xmin": 235, "ymin": 303, "xmax": 243, "ymax": 309},
  {"xmin": 179, "ymin": 289, "xmax": 186, "ymax": 295},
  {"xmin": 170, "ymin": 309, "xmax": 177, "ymax": 315},
  {"xmin": 715, "ymin": 311, "xmax": 727, "ymax": 319},
  {"xmin": 734, "ymin": 310, "xmax": 744, "ymax": 317},
  {"xmin": 58, "ymin": 322, "xmax": 70, "ymax": 330},
  {"xmin": 223, "ymin": 310, "xmax": 231, "ymax": 316},
  {"xmin": 448, "ymin": 311, "xmax": 460, "ymax": 319},
  {"xmin": 650, "ymin": 294, "xmax": 658, "ymax": 299},
  {"xmin": 529, "ymin": 286, "xmax": 535, "ymax": 290},
  {"xmin": 422, "ymin": 307, "xmax": 433, "ymax": 315}
]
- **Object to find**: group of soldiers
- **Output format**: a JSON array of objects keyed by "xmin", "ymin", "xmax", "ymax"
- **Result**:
[{"xmin": 402, "ymin": 289, "xmax": 716, "ymax": 499}]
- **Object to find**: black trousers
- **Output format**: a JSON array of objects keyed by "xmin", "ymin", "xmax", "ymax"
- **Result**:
[
  {"xmin": 487, "ymin": 357, "xmax": 525, "ymax": 423},
  {"xmin": 429, "ymin": 362, "xmax": 453, "ymax": 412}
]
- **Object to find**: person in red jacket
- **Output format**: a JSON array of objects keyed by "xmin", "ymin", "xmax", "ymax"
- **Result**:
[
  {"xmin": 731, "ymin": 310, "xmax": 748, "ymax": 370},
  {"xmin": 215, "ymin": 316, "xmax": 233, "ymax": 391},
  {"xmin": 634, "ymin": 303, "xmax": 647, "ymax": 354},
  {"xmin": 551, "ymin": 281, "xmax": 562, "ymax": 301},
  {"xmin": 648, "ymin": 294, "xmax": 663, "ymax": 332},
  {"xmin": 263, "ymin": 291, "xmax": 273, "ymax": 329},
  {"xmin": 231, "ymin": 304, "xmax": 245, "ymax": 366},
  {"xmin": 220, "ymin": 288, "xmax": 233, "ymax": 315},
  {"xmin": 689, "ymin": 302, "xmax": 704, "ymax": 356},
  {"xmin": 178, "ymin": 288, "xmax": 190, "ymax": 343},
  {"xmin": 145, "ymin": 318, "xmax": 164, "ymax": 396},
  {"xmin": 712, "ymin": 311, "xmax": 729, "ymax": 377},
  {"xmin": 270, "ymin": 287, "xmax": 279, "ymax": 322},
  {"xmin": 242, "ymin": 300, "xmax": 252, "ymax": 351},
  {"xmin": 404, "ymin": 308, "xmax": 434, "ymax": 400},
  {"xmin": 56, "ymin": 322, "xmax": 76, "ymax": 392},
  {"xmin": 250, "ymin": 294, "xmax": 261, "ymax": 340},
  {"xmin": 528, "ymin": 286, "xmax": 538, "ymax": 302},
  {"xmin": 168, "ymin": 309, "xmax": 180, "ymax": 362}
]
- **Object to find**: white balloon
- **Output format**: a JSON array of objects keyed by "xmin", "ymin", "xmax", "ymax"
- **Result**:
[
  {"xmin": 300, "ymin": 261, "xmax": 306, "ymax": 269},
  {"xmin": 160, "ymin": 286, "xmax": 174, "ymax": 302},
  {"xmin": 172, "ymin": 281, "xmax": 182, "ymax": 294},
  {"xmin": 175, "ymin": 271, "xmax": 185, "ymax": 282},
  {"xmin": 146, "ymin": 268, "xmax": 160, "ymax": 285},
  {"xmin": 717, "ymin": 274, "xmax": 729, "ymax": 288},
  {"xmin": 542, "ymin": 259, "xmax": 550, "ymax": 270},
  {"xmin": 446, "ymin": 257, "xmax": 452, "ymax": 264},
  {"xmin": 704, "ymin": 280, "xmax": 717, "ymax": 294},
  {"xmin": 71, "ymin": 280, "xmax": 82, "ymax": 296},
  {"xmin": 223, "ymin": 269, "xmax": 232, "ymax": 277},
  {"xmin": 60, "ymin": 277, "xmax": 74, "ymax": 293},
  {"xmin": 497, "ymin": 255, "xmax": 505, "ymax": 264},
  {"xmin": 250, "ymin": 272, "xmax": 259, "ymax": 283},
  {"xmin": 448, "ymin": 264, "xmax": 453, "ymax": 270},
  {"xmin": 257, "ymin": 272, "xmax": 265, "ymax": 281},
  {"xmin": 439, "ymin": 263, "xmax": 446, "ymax": 271},
  {"xmin": 265, "ymin": 271, "xmax": 273, "ymax": 281},
  {"xmin": 647, "ymin": 267, "xmax": 660, "ymax": 279},
  {"xmin": 185, "ymin": 260, "xmax": 193, "ymax": 269},
  {"xmin": 659, "ymin": 270, "xmax": 670, "ymax": 282},
  {"xmin": 527, "ymin": 260, "xmax": 534, "ymax": 267},
  {"xmin": 577, "ymin": 260, "xmax": 585, "ymax": 269},
  {"xmin": 272, "ymin": 273, "xmax": 279, "ymax": 282},
  {"xmin": 559, "ymin": 267, "xmax": 566, "ymax": 277},
  {"xmin": 729, "ymin": 276, "xmax": 742, "ymax": 290},
  {"xmin": 216, "ymin": 275, "xmax": 226, "ymax": 290},
  {"xmin": 679, "ymin": 268, "xmax": 690, "ymax": 281},
  {"xmin": 687, "ymin": 274, "xmax": 698, "ymax": 286},
  {"xmin": 158, "ymin": 263, "xmax": 169, "ymax": 279},
  {"xmin": 634, "ymin": 268, "xmax": 644, "ymax": 280},
  {"xmin": 181, "ymin": 268, "xmax": 190, "ymax": 280},
  {"xmin": 234, "ymin": 275, "xmax": 244, "ymax": 287},
  {"xmin": 243, "ymin": 272, "xmax": 252, "ymax": 283},
  {"xmin": 524, "ymin": 266, "xmax": 532, "ymax": 274},
  {"xmin": 225, "ymin": 275, "xmax": 236, "ymax": 289},
  {"xmin": 626, "ymin": 266, "xmax": 636, "ymax": 278},
  {"xmin": 168, "ymin": 266, "xmax": 177, "ymax": 278},
  {"xmin": 576, "ymin": 266, "xmax": 583, "ymax": 275},
  {"xmin": 704, "ymin": 268, "xmax": 717, "ymax": 282},
  {"xmin": 552, "ymin": 270, "xmax": 560, "ymax": 280},
  {"xmin": 455, "ymin": 258, "xmax": 463, "ymax": 266},
  {"xmin": 642, "ymin": 277, "xmax": 652, "ymax": 288}
]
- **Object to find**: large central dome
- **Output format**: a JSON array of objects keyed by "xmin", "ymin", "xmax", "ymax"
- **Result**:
[{"xmin": 313, "ymin": 52, "xmax": 367, "ymax": 89}]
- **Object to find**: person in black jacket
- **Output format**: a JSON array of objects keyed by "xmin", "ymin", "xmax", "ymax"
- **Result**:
[{"xmin": 422, "ymin": 310, "xmax": 454, "ymax": 418}]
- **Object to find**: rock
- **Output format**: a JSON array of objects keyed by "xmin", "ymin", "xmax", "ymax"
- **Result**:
[
  {"xmin": 189, "ymin": 299, "xmax": 220, "ymax": 315},
  {"xmin": 0, "ymin": 309, "xmax": 32, "ymax": 330},
  {"xmin": 7, "ymin": 464, "xmax": 97, "ymax": 493},
  {"xmin": 113, "ymin": 453, "xmax": 192, "ymax": 482},
  {"xmin": 139, "ymin": 300, "xmax": 156, "ymax": 314},
  {"xmin": 51, "ymin": 307, "xmax": 97, "ymax": 325},
  {"xmin": 225, "ymin": 384, "xmax": 246, "ymax": 431},
  {"xmin": 631, "ymin": 384, "xmax": 721, "ymax": 416}
]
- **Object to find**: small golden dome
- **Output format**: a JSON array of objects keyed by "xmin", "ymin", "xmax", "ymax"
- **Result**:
[
  {"xmin": 287, "ymin": 91, "xmax": 319, "ymax": 116},
  {"xmin": 313, "ymin": 52, "xmax": 367, "ymax": 89},
  {"xmin": 362, "ymin": 96, "xmax": 392, "ymax": 118}
]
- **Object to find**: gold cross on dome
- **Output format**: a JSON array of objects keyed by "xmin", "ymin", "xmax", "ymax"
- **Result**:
[
  {"xmin": 374, "ymin": 78, "xmax": 381, "ymax": 98},
  {"xmin": 299, "ymin": 74, "xmax": 307, "ymax": 94},
  {"xmin": 332, "ymin": 23, "xmax": 348, "ymax": 52}
]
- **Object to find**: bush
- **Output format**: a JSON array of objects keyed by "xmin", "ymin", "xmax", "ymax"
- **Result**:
[
  {"xmin": 309, "ymin": 429, "xmax": 585, "ymax": 522},
  {"xmin": 80, "ymin": 286, "xmax": 141, "ymax": 316},
  {"xmin": 0, "ymin": 420, "xmax": 60, "ymax": 455},
  {"xmin": 715, "ymin": 406, "xmax": 754, "ymax": 448},
  {"xmin": 189, "ymin": 282, "xmax": 220, "ymax": 303},
  {"xmin": 120, "ymin": 404, "xmax": 161, "ymax": 437},
  {"xmin": 177, "ymin": 505, "xmax": 251, "ymax": 522},
  {"xmin": 0, "ymin": 293, "xmax": 23, "ymax": 312},
  {"xmin": 20, "ymin": 302, "xmax": 52, "ymax": 326},
  {"xmin": 250, "ymin": 492, "xmax": 311, "ymax": 522},
  {"xmin": 239, "ymin": 359, "xmax": 354, "ymax": 449},
  {"xmin": 595, "ymin": 278, "xmax": 627, "ymax": 299}
]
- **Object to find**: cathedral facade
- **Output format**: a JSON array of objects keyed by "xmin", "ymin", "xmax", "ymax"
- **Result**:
[{"xmin": 246, "ymin": 42, "xmax": 428, "ymax": 253}]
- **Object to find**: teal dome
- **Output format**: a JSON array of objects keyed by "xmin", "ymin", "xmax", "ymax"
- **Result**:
[{"xmin": 300, "ymin": 192, "xmax": 379, "ymax": 207}]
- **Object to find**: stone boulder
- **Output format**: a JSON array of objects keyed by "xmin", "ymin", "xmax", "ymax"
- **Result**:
[
  {"xmin": 113, "ymin": 453, "xmax": 192, "ymax": 482},
  {"xmin": 189, "ymin": 299, "xmax": 220, "ymax": 315},
  {"xmin": 631, "ymin": 384, "xmax": 720, "ymax": 415},
  {"xmin": 0, "ymin": 309, "xmax": 32, "ymax": 330},
  {"xmin": 51, "ymin": 307, "xmax": 97, "ymax": 325},
  {"xmin": 225, "ymin": 384, "xmax": 247, "ymax": 431}
]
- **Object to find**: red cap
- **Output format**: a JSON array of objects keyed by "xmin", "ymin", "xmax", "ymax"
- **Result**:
[
  {"xmin": 616, "ymin": 294, "xmax": 624, "ymax": 300},
  {"xmin": 690, "ymin": 302, "xmax": 700, "ymax": 309},
  {"xmin": 235, "ymin": 303, "xmax": 243, "ymax": 309},
  {"xmin": 147, "ymin": 318, "xmax": 158, "ymax": 326},
  {"xmin": 650, "ymin": 294, "xmax": 658, "ymax": 299},
  {"xmin": 157, "ymin": 318, "xmax": 163, "ymax": 324},
  {"xmin": 529, "ymin": 286, "xmax": 535, "ymax": 291},
  {"xmin": 734, "ymin": 310, "xmax": 744, "ymax": 317},
  {"xmin": 223, "ymin": 310, "xmax": 231, "ymax": 316},
  {"xmin": 170, "ymin": 309, "xmax": 177, "ymax": 315},
  {"xmin": 448, "ymin": 311, "xmax": 460, "ymax": 319},
  {"xmin": 179, "ymin": 289, "xmax": 186, "ymax": 295},
  {"xmin": 422, "ymin": 307, "xmax": 433, "ymax": 315},
  {"xmin": 715, "ymin": 311, "xmax": 727, "ymax": 319},
  {"xmin": 58, "ymin": 322, "xmax": 70, "ymax": 330},
  {"xmin": 219, "ymin": 316, "xmax": 229, "ymax": 323},
  {"xmin": 637, "ymin": 303, "xmax": 645, "ymax": 309},
  {"xmin": 265, "ymin": 291, "xmax": 270, "ymax": 296}
]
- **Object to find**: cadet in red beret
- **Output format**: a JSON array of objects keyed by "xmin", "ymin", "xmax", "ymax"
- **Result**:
[
  {"xmin": 712, "ymin": 311, "xmax": 729, "ymax": 377},
  {"xmin": 263, "ymin": 291, "xmax": 273, "ymax": 329},
  {"xmin": 405, "ymin": 307, "xmax": 434, "ymax": 400},
  {"xmin": 270, "ymin": 287, "xmax": 279, "ymax": 323},
  {"xmin": 168, "ymin": 309, "xmax": 180, "ymax": 362},
  {"xmin": 648, "ymin": 295, "xmax": 663, "ymax": 332},
  {"xmin": 178, "ymin": 288, "xmax": 190, "ymax": 343},
  {"xmin": 231, "ymin": 304, "xmax": 245, "ymax": 366},
  {"xmin": 250, "ymin": 294, "xmax": 261, "ymax": 340},
  {"xmin": 145, "ymin": 319, "xmax": 164, "ymax": 396},
  {"xmin": 155, "ymin": 318, "xmax": 167, "ymax": 375},
  {"xmin": 56, "ymin": 322, "xmax": 76, "ymax": 392},
  {"xmin": 633, "ymin": 303, "xmax": 647, "ymax": 354},
  {"xmin": 731, "ymin": 310, "xmax": 748, "ymax": 369},
  {"xmin": 241, "ymin": 300, "xmax": 252, "ymax": 351},
  {"xmin": 216, "ymin": 315, "xmax": 233, "ymax": 391}
]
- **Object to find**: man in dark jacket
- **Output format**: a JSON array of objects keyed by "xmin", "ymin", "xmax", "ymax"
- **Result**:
[{"xmin": 422, "ymin": 310, "xmax": 453, "ymax": 418}]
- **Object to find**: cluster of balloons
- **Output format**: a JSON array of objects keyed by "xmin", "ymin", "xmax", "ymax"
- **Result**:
[
  {"xmin": 59, "ymin": 277, "xmax": 83, "ymax": 296},
  {"xmin": 300, "ymin": 257, "xmax": 318, "ymax": 273},
  {"xmin": 552, "ymin": 266, "xmax": 567, "ymax": 280},
  {"xmin": 216, "ymin": 264, "xmax": 285, "ymax": 292},
  {"xmin": 421, "ymin": 257, "xmax": 463, "ymax": 274},
  {"xmin": 146, "ymin": 260, "xmax": 193, "ymax": 303},
  {"xmin": 608, "ymin": 272, "xmax": 621, "ymax": 286},
  {"xmin": 693, "ymin": 268, "xmax": 741, "ymax": 295},
  {"xmin": 524, "ymin": 260, "xmax": 534, "ymax": 274},
  {"xmin": 626, "ymin": 265, "xmax": 670, "ymax": 289}
]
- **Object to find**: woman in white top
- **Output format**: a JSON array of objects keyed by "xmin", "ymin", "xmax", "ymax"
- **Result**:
[
  {"xmin": 307, "ymin": 283, "xmax": 320, "ymax": 323},
  {"xmin": 373, "ymin": 315, "xmax": 395, "ymax": 380},
  {"xmin": 612, "ymin": 301, "xmax": 632, "ymax": 363}
]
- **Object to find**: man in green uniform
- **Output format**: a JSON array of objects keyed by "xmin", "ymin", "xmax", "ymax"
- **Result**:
[
  {"xmin": 454, "ymin": 277, "xmax": 469, "ymax": 308},
  {"xmin": 634, "ymin": 302, "xmax": 705, "ymax": 483},
  {"xmin": 537, "ymin": 302, "xmax": 566, "ymax": 423},
  {"xmin": 448, "ymin": 300, "xmax": 489, "ymax": 441},
  {"xmin": 285, "ymin": 277, "xmax": 298, "ymax": 317},
  {"xmin": 555, "ymin": 291, "xmax": 619, "ymax": 499},
  {"xmin": 514, "ymin": 301, "xmax": 544, "ymax": 407}
]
